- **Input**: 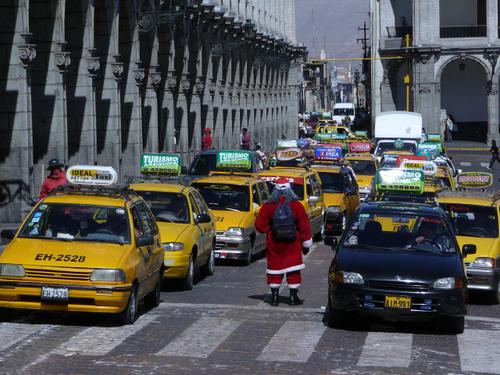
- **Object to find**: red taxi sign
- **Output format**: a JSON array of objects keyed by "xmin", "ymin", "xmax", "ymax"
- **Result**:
[
  {"xmin": 275, "ymin": 148, "xmax": 303, "ymax": 161},
  {"xmin": 259, "ymin": 176, "xmax": 304, "ymax": 185},
  {"xmin": 349, "ymin": 142, "xmax": 371, "ymax": 153}
]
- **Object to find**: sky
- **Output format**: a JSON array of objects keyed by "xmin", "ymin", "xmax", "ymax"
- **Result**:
[{"xmin": 295, "ymin": 0, "xmax": 369, "ymax": 67}]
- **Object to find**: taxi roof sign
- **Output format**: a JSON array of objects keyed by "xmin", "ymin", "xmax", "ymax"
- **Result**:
[
  {"xmin": 401, "ymin": 160, "xmax": 438, "ymax": 176},
  {"xmin": 314, "ymin": 145, "xmax": 342, "ymax": 161},
  {"xmin": 276, "ymin": 140, "xmax": 298, "ymax": 149},
  {"xmin": 315, "ymin": 133, "xmax": 348, "ymax": 142},
  {"xmin": 456, "ymin": 172, "xmax": 493, "ymax": 189},
  {"xmin": 349, "ymin": 142, "xmax": 371, "ymax": 153},
  {"xmin": 67, "ymin": 165, "xmax": 118, "ymax": 186},
  {"xmin": 276, "ymin": 148, "xmax": 303, "ymax": 161},
  {"xmin": 375, "ymin": 168, "xmax": 425, "ymax": 194},
  {"xmin": 216, "ymin": 150, "xmax": 252, "ymax": 170},
  {"xmin": 140, "ymin": 153, "xmax": 182, "ymax": 175}
]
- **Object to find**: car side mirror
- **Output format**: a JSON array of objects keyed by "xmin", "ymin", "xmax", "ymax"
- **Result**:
[
  {"xmin": 308, "ymin": 196, "xmax": 320, "ymax": 206},
  {"xmin": 1, "ymin": 229, "xmax": 15, "ymax": 242},
  {"xmin": 462, "ymin": 244, "xmax": 477, "ymax": 256},
  {"xmin": 137, "ymin": 236, "xmax": 154, "ymax": 247},
  {"xmin": 196, "ymin": 213, "xmax": 212, "ymax": 224},
  {"xmin": 324, "ymin": 236, "xmax": 338, "ymax": 250}
]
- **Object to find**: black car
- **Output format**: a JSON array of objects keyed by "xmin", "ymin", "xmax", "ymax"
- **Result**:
[{"xmin": 324, "ymin": 201, "xmax": 476, "ymax": 333}]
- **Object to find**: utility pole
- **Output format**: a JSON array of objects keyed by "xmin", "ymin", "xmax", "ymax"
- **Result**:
[{"xmin": 357, "ymin": 22, "xmax": 370, "ymax": 113}]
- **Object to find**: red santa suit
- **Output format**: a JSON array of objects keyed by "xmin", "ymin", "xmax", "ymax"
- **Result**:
[{"xmin": 255, "ymin": 179, "xmax": 312, "ymax": 289}]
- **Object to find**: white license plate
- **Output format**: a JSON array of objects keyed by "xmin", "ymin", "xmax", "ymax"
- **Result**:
[{"xmin": 41, "ymin": 287, "xmax": 69, "ymax": 301}]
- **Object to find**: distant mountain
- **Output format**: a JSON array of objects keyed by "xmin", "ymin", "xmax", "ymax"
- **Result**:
[{"xmin": 295, "ymin": 0, "xmax": 369, "ymax": 64}]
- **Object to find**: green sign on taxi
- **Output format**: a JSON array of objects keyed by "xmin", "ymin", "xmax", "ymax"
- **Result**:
[
  {"xmin": 140, "ymin": 153, "xmax": 182, "ymax": 175},
  {"xmin": 375, "ymin": 168, "xmax": 425, "ymax": 194},
  {"xmin": 216, "ymin": 150, "xmax": 252, "ymax": 170}
]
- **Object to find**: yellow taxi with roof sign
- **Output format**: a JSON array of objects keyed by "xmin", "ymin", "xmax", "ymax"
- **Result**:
[
  {"xmin": 191, "ymin": 151, "xmax": 270, "ymax": 265},
  {"xmin": 0, "ymin": 165, "xmax": 164, "ymax": 325},
  {"xmin": 129, "ymin": 153, "xmax": 216, "ymax": 290},
  {"xmin": 345, "ymin": 153, "xmax": 379, "ymax": 201},
  {"xmin": 310, "ymin": 145, "xmax": 359, "ymax": 236}
]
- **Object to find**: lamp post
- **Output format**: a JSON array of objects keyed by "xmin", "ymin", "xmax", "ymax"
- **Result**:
[{"xmin": 353, "ymin": 69, "xmax": 360, "ymax": 110}]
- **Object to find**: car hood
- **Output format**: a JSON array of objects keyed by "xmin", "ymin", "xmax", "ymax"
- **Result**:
[
  {"xmin": 356, "ymin": 175, "xmax": 374, "ymax": 189},
  {"xmin": 211, "ymin": 210, "xmax": 250, "ymax": 231},
  {"xmin": 455, "ymin": 236, "xmax": 498, "ymax": 261},
  {"xmin": 1, "ymin": 238, "xmax": 130, "ymax": 269},
  {"xmin": 337, "ymin": 246, "xmax": 462, "ymax": 281},
  {"xmin": 324, "ymin": 193, "xmax": 344, "ymax": 209},
  {"xmin": 157, "ymin": 223, "xmax": 190, "ymax": 243}
]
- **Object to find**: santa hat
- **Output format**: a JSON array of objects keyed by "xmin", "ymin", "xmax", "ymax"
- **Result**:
[{"xmin": 274, "ymin": 177, "xmax": 291, "ymax": 191}]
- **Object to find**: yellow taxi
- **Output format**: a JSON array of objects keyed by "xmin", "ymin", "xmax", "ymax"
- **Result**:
[
  {"xmin": 191, "ymin": 174, "xmax": 269, "ymax": 265},
  {"xmin": 258, "ymin": 167, "xmax": 325, "ymax": 240},
  {"xmin": 438, "ymin": 174, "xmax": 498, "ymax": 301},
  {"xmin": 345, "ymin": 153, "xmax": 379, "ymax": 201},
  {"xmin": 130, "ymin": 182, "xmax": 216, "ymax": 290},
  {"xmin": 0, "ymin": 166, "xmax": 163, "ymax": 325}
]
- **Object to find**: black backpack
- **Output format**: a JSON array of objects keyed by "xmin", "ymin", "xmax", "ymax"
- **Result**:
[{"xmin": 271, "ymin": 202, "xmax": 297, "ymax": 242}]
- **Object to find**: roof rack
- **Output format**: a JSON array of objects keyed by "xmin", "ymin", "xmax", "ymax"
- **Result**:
[
  {"xmin": 51, "ymin": 183, "xmax": 136, "ymax": 199},
  {"xmin": 126, "ymin": 175, "xmax": 189, "ymax": 186},
  {"xmin": 367, "ymin": 192, "xmax": 438, "ymax": 205}
]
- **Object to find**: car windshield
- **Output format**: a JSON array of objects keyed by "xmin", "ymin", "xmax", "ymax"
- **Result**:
[
  {"xmin": 19, "ymin": 204, "xmax": 131, "ymax": 244},
  {"xmin": 193, "ymin": 183, "xmax": 250, "ymax": 211},
  {"xmin": 349, "ymin": 160, "xmax": 376, "ymax": 175},
  {"xmin": 440, "ymin": 204, "xmax": 498, "ymax": 238},
  {"xmin": 380, "ymin": 155, "xmax": 398, "ymax": 168},
  {"xmin": 333, "ymin": 108, "xmax": 354, "ymax": 116},
  {"xmin": 135, "ymin": 191, "xmax": 190, "ymax": 224},
  {"xmin": 343, "ymin": 212, "xmax": 454, "ymax": 253},
  {"xmin": 317, "ymin": 172, "xmax": 344, "ymax": 193},
  {"xmin": 375, "ymin": 142, "xmax": 416, "ymax": 156},
  {"xmin": 264, "ymin": 181, "xmax": 305, "ymax": 200}
]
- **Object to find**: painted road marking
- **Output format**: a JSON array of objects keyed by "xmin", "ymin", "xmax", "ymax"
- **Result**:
[
  {"xmin": 358, "ymin": 332, "xmax": 413, "ymax": 368},
  {"xmin": 257, "ymin": 320, "xmax": 326, "ymax": 363},
  {"xmin": 0, "ymin": 323, "xmax": 50, "ymax": 352},
  {"xmin": 156, "ymin": 317, "xmax": 241, "ymax": 358},
  {"xmin": 459, "ymin": 329, "xmax": 500, "ymax": 374},
  {"xmin": 460, "ymin": 162, "xmax": 472, "ymax": 167},
  {"xmin": 52, "ymin": 314, "xmax": 156, "ymax": 356}
]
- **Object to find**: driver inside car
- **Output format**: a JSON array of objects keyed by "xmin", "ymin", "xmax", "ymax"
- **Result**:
[{"xmin": 412, "ymin": 219, "xmax": 450, "ymax": 251}]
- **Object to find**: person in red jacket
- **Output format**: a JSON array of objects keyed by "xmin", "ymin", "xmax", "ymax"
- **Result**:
[
  {"xmin": 39, "ymin": 159, "xmax": 68, "ymax": 200},
  {"xmin": 202, "ymin": 128, "xmax": 212, "ymax": 150},
  {"xmin": 255, "ymin": 177, "xmax": 313, "ymax": 306}
]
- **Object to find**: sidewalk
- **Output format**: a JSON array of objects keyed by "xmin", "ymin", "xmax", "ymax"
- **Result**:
[{"xmin": 445, "ymin": 141, "xmax": 489, "ymax": 151}]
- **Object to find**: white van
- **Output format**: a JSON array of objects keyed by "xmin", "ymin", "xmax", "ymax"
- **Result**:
[{"xmin": 332, "ymin": 103, "xmax": 356, "ymax": 124}]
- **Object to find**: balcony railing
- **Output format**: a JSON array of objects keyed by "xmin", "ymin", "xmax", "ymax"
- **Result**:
[
  {"xmin": 386, "ymin": 26, "xmax": 413, "ymax": 38},
  {"xmin": 440, "ymin": 25, "xmax": 486, "ymax": 38}
]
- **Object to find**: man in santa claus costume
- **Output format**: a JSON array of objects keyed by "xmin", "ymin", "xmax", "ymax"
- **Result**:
[{"xmin": 256, "ymin": 177, "xmax": 313, "ymax": 306}]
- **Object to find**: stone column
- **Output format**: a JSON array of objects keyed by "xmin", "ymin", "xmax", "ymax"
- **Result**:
[{"xmin": 487, "ymin": 81, "xmax": 500, "ymax": 143}]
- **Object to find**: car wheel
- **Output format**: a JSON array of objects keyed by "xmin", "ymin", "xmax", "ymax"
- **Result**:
[
  {"xmin": 243, "ymin": 240, "xmax": 254, "ymax": 266},
  {"xmin": 182, "ymin": 255, "xmax": 195, "ymax": 290},
  {"xmin": 486, "ymin": 280, "xmax": 500, "ymax": 305},
  {"xmin": 144, "ymin": 271, "xmax": 162, "ymax": 308},
  {"xmin": 117, "ymin": 285, "xmax": 138, "ymax": 325},
  {"xmin": 0, "ymin": 308, "xmax": 12, "ymax": 322},
  {"xmin": 313, "ymin": 228, "xmax": 323, "ymax": 242},
  {"xmin": 323, "ymin": 298, "xmax": 349, "ymax": 329},
  {"xmin": 202, "ymin": 248, "xmax": 215, "ymax": 276},
  {"xmin": 442, "ymin": 316, "xmax": 465, "ymax": 334}
]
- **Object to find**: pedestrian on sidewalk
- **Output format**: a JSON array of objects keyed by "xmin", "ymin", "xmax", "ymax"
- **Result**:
[
  {"xmin": 202, "ymin": 128, "xmax": 212, "ymax": 150},
  {"xmin": 39, "ymin": 159, "xmax": 68, "ymax": 200},
  {"xmin": 240, "ymin": 128, "xmax": 251, "ymax": 150},
  {"xmin": 255, "ymin": 177, "xmax": 313, "ymax": 306},
  {"xmin": 445, "ymin": 115, "xmax": 454, "ymax": 141},
  {"xmin": 488, "ymin": 140, "xmax": 500, "ymax": 170}
]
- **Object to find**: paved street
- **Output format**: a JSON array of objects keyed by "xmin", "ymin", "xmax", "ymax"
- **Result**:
[{"xmin": 1, "ymin": 241, "xmax": 500, "ymax": 375}]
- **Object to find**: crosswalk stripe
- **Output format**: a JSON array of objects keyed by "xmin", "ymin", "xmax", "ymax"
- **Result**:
[
  {"xmin": 460, "ymin": 162, "xmax": 472, "ymax": 167},
  {"xmin": 357, "ymin": 332, "xmax": 413, "ymax": 368},
  {"xmin": 52, "ymin": 314, "xmax": 156, "ymax": 357},
  {"xmin": 156, "ymin": 317, "xmax": 241, "ymax": 358},
  {"xmin": 257, "ymin": 320, "xmax": 326, "ymax": 363},
  {"xmin": 459, "ymin": 329, "xmax": 500, "ymax": 374},
  {"xmin": 0, "ymin": 323, "xmax": 49, "ymax": 352}
]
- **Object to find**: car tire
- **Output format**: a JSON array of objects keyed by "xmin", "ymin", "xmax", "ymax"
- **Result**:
[
  {"xmin": 485, "ymin": 281, "xmax": 500, "ymax": 304},
  {"xmin": 323, "ymin": 298, "xmax": 349, "ymax": 329},
  {"xmin": 182, "ymin": 254, "xmax": 195, "ymax": 290},
  {"xmin": 442, "ymin": 316, "xmax": 465, "ymax": 334},
  {"xmin": 313, "ymin": 229, "xmax": 323, "ymax": 242},
  {"xmin": 202, "ymin": 248, "xmax": 215, "ymax": 276},
  {"xmin": 144, "ymin": 271, "xmax": 162, "ymax": 308},
  {"xmin": 243, "ymin": 239, "xmax": 255, "ymax": 266},
  {"xmin": 0, "ymin": 308, "xmax": 12, "ymax": 322},
  {"xmin": 117, "ymin": 285, "xmax": 138, "ymax": 325}
]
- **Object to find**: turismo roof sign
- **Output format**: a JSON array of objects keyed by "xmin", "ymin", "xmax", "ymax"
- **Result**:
[
  {"xmin": 456, "ymin": 172, "xmax": 493, "ymax": 189},
  {"xmin": 67, "ymin": 165, "xmax": 118, "ymax": 186},
  {"xmin": 140, "ymin": 153, "xmax": 182, "ymax": 175},
  {"xmin": 375, "ymin": 168, "xmax": 425, "ymax": 194},
  {"xmin": 216, "ymin": 150, "xmax": 253, "ymax": 170}
]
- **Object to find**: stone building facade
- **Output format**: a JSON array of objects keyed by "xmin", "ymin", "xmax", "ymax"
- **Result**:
[
  {"xmin": 371, "ymin": 0, "xmax": 500, "ymax": 143},
  {"xmin": 0, "ymin": 0, "xmax": 305, "ymax": 222}
]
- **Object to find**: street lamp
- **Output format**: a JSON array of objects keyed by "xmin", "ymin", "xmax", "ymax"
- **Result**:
[{"xmin": 353, "ymin": 69, "xmax": 361, "ymax": 110}]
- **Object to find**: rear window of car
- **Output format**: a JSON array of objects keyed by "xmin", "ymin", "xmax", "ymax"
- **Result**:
[{"xmin": 440, "ymin": 204, "xmax": 499, "ymax": 238}]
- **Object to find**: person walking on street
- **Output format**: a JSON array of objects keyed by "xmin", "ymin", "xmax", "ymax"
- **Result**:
[
  {"xmin": 445, "ymin": 115, "xmax": 454, "ymax": 141},
  {"xmin": 240, "ymin": 128, "xmax": 251, "ymax": 150},
  {"xmin": 202, "ymin": 128, "xmax": 212, "ymax": 150},
  {"xmin": 488, "ymin": 140, "xmax": 500, "ymax": 170},
  {"xmin": 255, "ymin": 177, "xmax": 313, "ymax": 306},
  {"xmin": 39, "ymin": 159, "xmax": 68, "ymax": 200}
]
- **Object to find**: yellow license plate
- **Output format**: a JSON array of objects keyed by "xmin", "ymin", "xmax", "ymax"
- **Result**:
[{"xmin": 384, "ymin": 296, "xmax": 411, "ymax": 309}]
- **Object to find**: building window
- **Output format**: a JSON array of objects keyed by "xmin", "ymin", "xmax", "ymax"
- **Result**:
[
  {"xmin": 385, "ymin": 0, "xmax": 413, "ymax": 38},
  {"xmin": 440, "ymin": 0, "xmax": 486, "ymax": 38}
]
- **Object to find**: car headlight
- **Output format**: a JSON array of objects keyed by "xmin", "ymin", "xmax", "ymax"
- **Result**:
[
  {"xmin": 225, "ymin": 227, "xmax": 244, "ymax": 237},
  {"xmin": 90, "ymin": 269, "xmax": 125, "ymax": 282},
  {"xmin": 470, "ymin": 257, "xmax": 496, "ymax": 269},
  {"xmin": 0, "ymin": 264, "xmax": 25, "ymax": 277},
  {"xmin": 326, "ymin": 206, "xmax": 341, "ymax": 214},
  {"xmin": 433, "ymin": 277, "xmax": 460, "ymax": 289},
  {"xmin": 336, "ymin": 271, "xmax": 364, "ymax": 285},
  {"xmin": 163, "ymin": 242, "xmax": 184, "ymax": 251}
]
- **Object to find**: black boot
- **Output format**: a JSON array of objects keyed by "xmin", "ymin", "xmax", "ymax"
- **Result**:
[
  {"xmin": 270, "ymin": 288, "xmax": 279, "ymax": 306},
  {"xmin": 289, "ymin": 289, "xmax": 303, "ymax": 305}
]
